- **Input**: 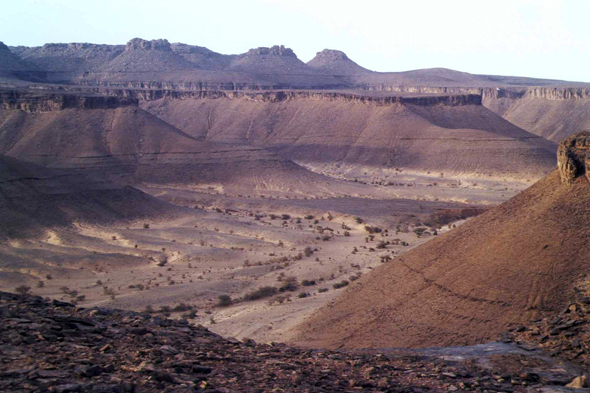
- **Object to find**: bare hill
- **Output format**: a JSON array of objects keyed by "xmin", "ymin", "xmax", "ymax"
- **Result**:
[
  {"xmin": 141, "ymin": 90, "xmax": 557, "ymax": 181},
  {"xmin": 0, "ymin": 154, "xmax": 192, "ymax": 241},
  {"xmin": 291, "ymin": 133, "xmax": 590, "ymax": 349},
  {"xmin": 307, "ymin": 49, "xmax": 372, "ymax": 75}
]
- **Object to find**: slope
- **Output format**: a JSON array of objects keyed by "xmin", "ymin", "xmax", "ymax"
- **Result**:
[
  {"xmin": 484, "ymin": 87, "xmax": 590, "ymax": 142},
  {"xmin": 291, "ymin": 133, "xmax": 590, "ymax": 349},
  {"xmin": 141, "ymin": 90, "xmax": 557, "ymax": 181},
  {"xmin": 0, "ymin": 90, "xmax": 352, "ymax": 196}
]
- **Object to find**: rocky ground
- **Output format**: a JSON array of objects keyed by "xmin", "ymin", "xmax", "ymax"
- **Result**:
[{"xmin": 1, "ymin": 291, "xmax": 589, "ymax": 393}]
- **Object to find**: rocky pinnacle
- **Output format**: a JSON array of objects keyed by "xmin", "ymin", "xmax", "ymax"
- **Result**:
[{"xmin": 558, "ymin": 132, "xmax": 590, "ymax": 184}]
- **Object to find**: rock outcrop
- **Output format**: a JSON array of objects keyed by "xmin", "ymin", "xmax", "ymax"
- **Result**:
[
  {"xmin": 0, "ymin": 89, "xmax": 136, "ymax": 112},
  {"xmin": 558, "ymin": 132, "xmax": 590, "ymax": 183},
  {"xmin": 1, "ymin": 291, "xmax": 585, "ymax": 392}
]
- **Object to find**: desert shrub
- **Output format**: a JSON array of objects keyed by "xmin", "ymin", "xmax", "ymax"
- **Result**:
[
  {"xmin": 304, "ymin": 247, "xmax": 314, "ymax": 257},
  {"xmin": 218, "ymin": 295, "xmax": 232, "ymax": 307},
  {"xmin": 281, "ymin": 214, "xmax": 291, "ymax": 220},
  {"xmin": 173, "ymin": 303, "xmax": 191, "ymax": 312},
  {"xmin": 333, "ymin": 280, "xmax": 349, "ymax": 289},
  {"xmin": 343, "ymin": 231, "xmax": 351, "ymax": 237},
  {"xmin": 182, "ymin": 310, "xmax": 197, "ymax": 319},
  {"xmin": 301, "ymin": 280, "xmax": 316, "ymax": 287},
  {"xmin": 424, "ymin": 207, "xmax": 488, "ymax": 227},
  {"xmin": 304, "ymin": 215, "xmax": 314, "ymax": 220},
  {"xmin": 364, "ymin": 226, "xmax": 382, "ymax": 234},
  {"xmin": 279, "ymin": 277, "xmax": 298, "ymax": 292},
  {"xmin": 376, "ymin": 241, "xmax": 388, "ymax": 249},
  {"xmin": 298, "ymin": 292, "xmax": 310, "ymax": 299},
  {"xmin": 46, "ymin": 274, "xmax": 53, "ymax": 280},
  {"xmin": 349, "ymin": 274, "xmax": 361, "ymax": 282},
  {"xmin": 318, "ymin": 288, "xmax": 329, "ymax": 293},
  {"xmin": 15, "ymin": 285, "xmax": 31, "ymax": 295},
  {"xmin": 244, "ymin": 286, "xmax": 278, "ymax": 301},
  {"xmin": 37, "ymin": 281, "xmax": 45, "ymax": 288},
  {"xmin": 143, "ymin": 223, "xmax": 150, "ymax": 229},
  {"xmin": 76, "ymin": 295, "xmax": 86, "ymax": 302},
  {"xmin": 355, "ymin": 217, "xmax": 364, "ymax": 224}
]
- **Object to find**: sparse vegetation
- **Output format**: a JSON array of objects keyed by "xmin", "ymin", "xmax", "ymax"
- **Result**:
[
  {"xmin": 218, "ymin": 295, "xmax": 232, "ymax": 307},
  {"xmin": 333, "ymin": 280, "xmax": 349, "ymax": 289},
  {"xmin": 15, "ymin": 285, "xmax": 31, "ymax": 295},
  {"xmin": 244, "ymin": 286, "xmax": 278, "ymax": 301}
]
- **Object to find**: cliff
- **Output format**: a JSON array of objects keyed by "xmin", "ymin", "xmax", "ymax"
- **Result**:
[{"xmin": 0, "ymin": 89, "xmax": 136, "ymax": 112}]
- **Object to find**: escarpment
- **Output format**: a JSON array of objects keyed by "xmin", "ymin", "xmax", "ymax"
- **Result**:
[
  {"xmin": 140, "ymin": 88, "xmax": 556, "ymax": 181},
  {"xmin": 558, "ymin": 132, "xmax": 590, "ymax": 183},
  {"xmin": 0, "ymin": 89, "xmax": 136, "ymax": 112}
]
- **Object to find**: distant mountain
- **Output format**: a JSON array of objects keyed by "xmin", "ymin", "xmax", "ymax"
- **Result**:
[
  {"xmin": 99, "ymin": 38, "xmax": 196, "ymax": 73},
  {"xmin": 228, "ymin": 45, "xmax": 319, "ymax": 75},
  {"xmin": 15, "ymin": 43, "xmax": 124, "ymax": 75},
  {"xmin": 170, "ymin": 43, "xmax": 236, "ymax": 70},
  {"xmin": 307, "ymin": 49, "xmax": 372, "ymax": 75},
  {"xmin": 0, "ymin": 41, "xmax": 41, "ymax": 82}
]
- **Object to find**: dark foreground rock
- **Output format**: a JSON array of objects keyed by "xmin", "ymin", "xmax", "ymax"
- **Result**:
[{"xmin": 0, "ymin": 291, "xmax": 586, "ymax": 392}]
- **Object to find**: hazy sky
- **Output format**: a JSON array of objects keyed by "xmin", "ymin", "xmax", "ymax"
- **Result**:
[{"xmin": 1, "ymin": 0, "xmax": 589, "ymax": 82}]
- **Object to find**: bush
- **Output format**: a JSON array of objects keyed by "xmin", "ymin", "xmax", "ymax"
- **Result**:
[
  {"xmin": 355, "ymin": 217, "xmax": 363, "ymax": 224},
  {"xmin": 365, "ymin": 226, "xmax": 382, "ymax": 234},
  {"xmin": 281, "ymin": 214, "xmax": 291, "ymax": 220},
  {"xmin": 304, "ymin": 247, "xmax": 314, "ymax": 257},
  {"xmin": 318, "ymin": 288, "xmax": 329, "ymax": 293},
  {"xmin": 15, "ymin": 285, "xmax": 31, "ymax": 295},
  {"xmin": 343, "ymin": 231, "xmax": 351, "ymax": 237},
  {"xmin": 376, "ymin": 241, "xmax": 388, "ymax": 249},
  {"xmin": 333, "ymin": 280, "xmax": 349, "ymax": 289},
  {"xmin": 279, "ymin": 277, "xmax": 298, "ymax": 292},
  {"xmin": 143, "ymin": 223, "xmax": 150, "ymax": 229},
  {"xmin": 298, "ymin": 292, "xmax": 310, "ymax": 299},
  {"xmin": 305, "ymin": 215, "xmax": 314, "ymax": 220},
  {"xmin": 301, "ymin": 280, "xmax": 316, "ymax": 287},
  {"xmin": 244, "ymin": 286, "xmax": 278, "ymax": 301},
  {"xmin": 218, "ymin": 295, "xmax": 232, "ymax": 307}
]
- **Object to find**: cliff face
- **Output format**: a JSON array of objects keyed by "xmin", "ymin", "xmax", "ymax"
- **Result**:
[
  {"xmin": 0, "ymin": 90, "xmax": 136, "ymax": 112},
  {"xmin": 483, "ymin": 87, "xmax": 590, "ymax": 142},
  {"xmin": 558, "ymin": 132, "xmax": 590, "ymax": 183}
]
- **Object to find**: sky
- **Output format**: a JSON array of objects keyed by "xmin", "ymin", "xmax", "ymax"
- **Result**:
[{"xmin": 1, "ymin": 0, "xmax": 589, "ymax": 82}]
